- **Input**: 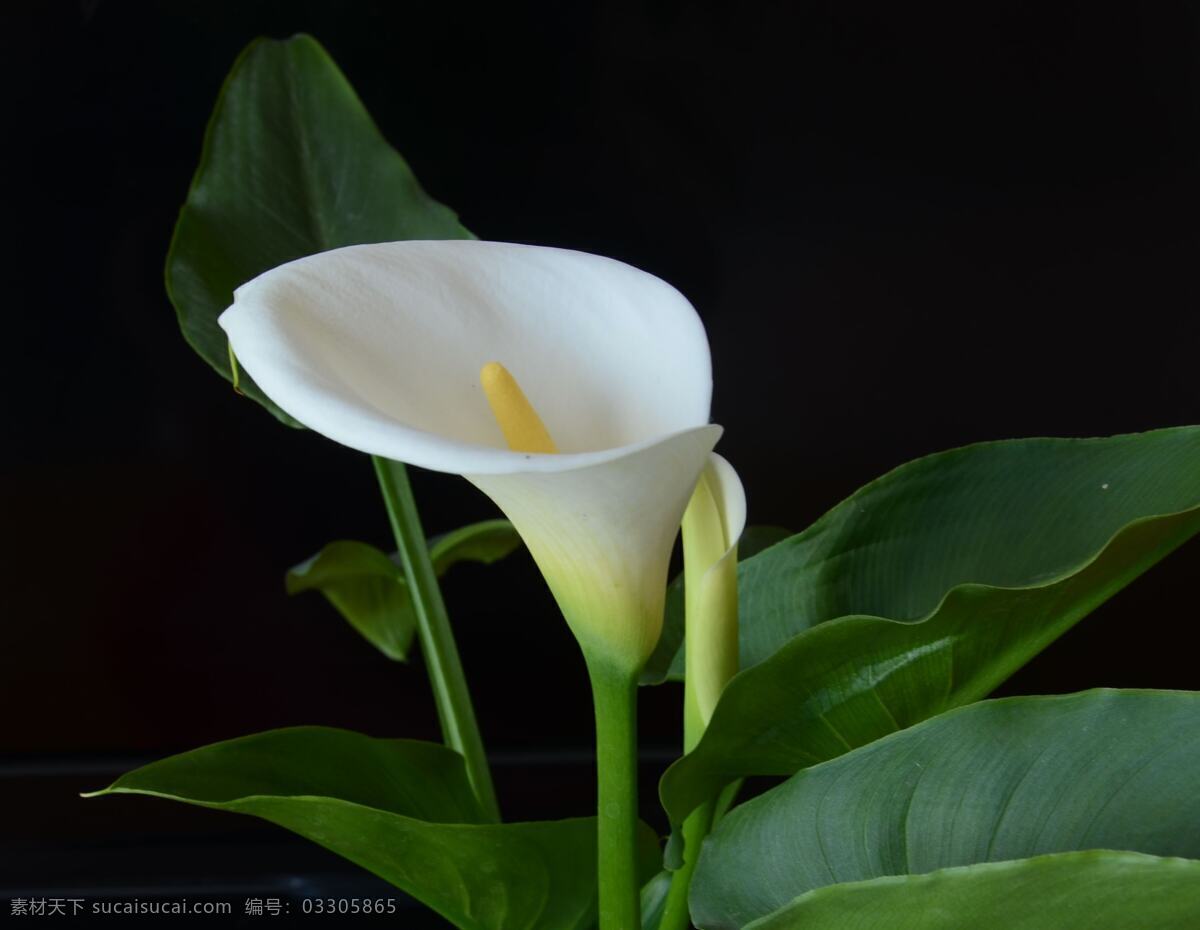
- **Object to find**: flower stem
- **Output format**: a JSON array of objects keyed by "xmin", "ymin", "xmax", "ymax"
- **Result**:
[
  {"xmin": 373, "ymin": 455, "xmax": 501, "ymax": 823},
  {"xmin": 657, "ymin": 693, "xmax": 712, "ymax": 930},
  {"xmin": 587, "ymin": 659, "xmax": 642, "ymax": 930}
]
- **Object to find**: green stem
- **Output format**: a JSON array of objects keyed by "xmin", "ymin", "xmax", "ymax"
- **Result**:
[
  {"xmin": 588, "ymin": 659, "xmax": 642, "ymax": 930},
  {"xmin": 373, "ymin": 455, "xmax": 500, "ymax": 823},
  {"xmin": 658, "ymin": 800, "xmax": 714, "ymax": 930},
  {"xmin": 657, "ymin": 693, "xmax": 712, "ymax": 930}
]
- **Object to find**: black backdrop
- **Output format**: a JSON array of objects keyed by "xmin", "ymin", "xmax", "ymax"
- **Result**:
[{"xmin": 2, "ymin": 0, "xmax": 1198, "ymax": 888}]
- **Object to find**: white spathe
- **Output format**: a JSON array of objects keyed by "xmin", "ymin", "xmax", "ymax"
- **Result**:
[{"xmin": 219, "ymin": 240, "xmax": 722, "ymax": 672}]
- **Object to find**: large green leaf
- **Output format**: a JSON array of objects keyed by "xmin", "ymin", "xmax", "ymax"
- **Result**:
[
  {"xmin": 691, "ymin": 690, "xmax": 1200, "ymax": 928},
  {"xmin": 87, "ymin": 726, "xmax": 485, "ymax": 822},
  {"xmin": 87, "ymin": 727, "xmax": 661, "ymax": 930},
  {"xmin": 743, "ymin": 852, "xmax": 1200, "ymax": 930},
  {"xmin": 287, "ymin": 520, "xmax": 522, "ymax": 661},
  {"xmin": 661, "ymin": 428, "xmax": 1200, "ymax": 826},
  {"xmin": 736, "ymin": 427, "xmax": 1200, "ymax": 670},
  {"xmin": 167, "ymin": 34, "xmax": 472, "ymax": 425}
]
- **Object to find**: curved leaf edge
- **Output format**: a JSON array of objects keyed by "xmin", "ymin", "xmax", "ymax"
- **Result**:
[
  {"xmin": 753, "ymin": 427, "xmax": 1200, "ymax": 592},
  {"xmin": 429, "ymin": 519, "xmax": 522, "ymax": 568},
  {"xmin": 90, "ymin": 785, "xmax": 618, "ymax": 930},
  {"xmin": 88, "ymin": 777, "xmax": 589, "ymax": 834},
  {"xmin": 164, "ymin": 32, "xmax": 476, "ymax": 427},
  {"xmin": 740, "ymin": 850, "xmax": 1200, "ymax": 930},
  {"xmin": 741, "ymin": 431, "xmax": 1200, "ymax": 634},
  {"xmin": 700, "ymin": 685, "xmax": 1196, "ymax": 819},
  {"xmin": 285, "ymin": 539, "xmax": 401, "ymax": 587},
  {"xmin": 164, "ymin": 36, "xmax": 304, "ymax": 427},
  {"xmin": 80, "ymin": 724, "xmax": 469, "ymax": 806}
]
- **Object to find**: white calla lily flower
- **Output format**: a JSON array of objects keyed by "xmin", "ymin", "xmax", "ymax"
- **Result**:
[{"xmin": 218, "ymin": 240, "xmax": 721, "ymax": 675}]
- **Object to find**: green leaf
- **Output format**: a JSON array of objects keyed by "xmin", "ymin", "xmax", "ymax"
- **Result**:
[
  {"xmin": 286, "ymin": 540, "xmax": 414, "ymax": 660},
  {"xmin": 737, "ymin": 428, "xmax": 1200, "ymax": 671},
  {"xmin": 167, "ymin": 34, "xmax": 472, "ymax": 425},
  {"xmin": 87, "ymin": 727, "xmax": 662, "ymax": 930},
  {"xmin": 86, "ymin": 726, "xmax": 486, "ymax": 821},
  {"xmin": 287, "ymin": 521, "xmax": 521, "ymax": 662},
  {"xmin": 641, "ymin": 526, "xmax": 791, "ymax": 686},
  {"xmin": 639, "ymin": 872, "xmax": 674, "ymax": 929},
  {"xmin": 742, "ymin": 852, "xmax": 1200, "ymax": 930},
  {"xmin": 429, "ymin": 519, "xmax": 523, "ymax": 576},
  {"xmin": 691, "ymin": 690, "xmax": 1200, "ymax": 928},
  {"xmin": 661, "ymin": 427, "xmax": 1200, "ymax": 826}
]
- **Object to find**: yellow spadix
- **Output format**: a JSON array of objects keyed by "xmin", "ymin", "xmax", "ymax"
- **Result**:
[{"xmin": 480, "ymin": 362, "xmax": 558, "ymax": 454}]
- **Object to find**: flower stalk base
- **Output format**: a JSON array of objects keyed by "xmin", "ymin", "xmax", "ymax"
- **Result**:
[{"xmin": 588, "ymin": 659, "xmax": 642, "ymax": 930}]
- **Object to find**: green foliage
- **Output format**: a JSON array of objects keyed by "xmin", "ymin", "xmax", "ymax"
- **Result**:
[
  {"xmin": 87, "ymin": 726, "xmax": 484, "ymax": 819},
  {"xmin": 87, "ymin": 727, "xmax": 661, "ymax": 930},
  {"xmin": 661, "ymin": 428, "xmax": 1200, "ymax": 827},
  {"xmin": 690, "ymin": 690, "xmax": 1200, "ymax": 927},
  {"xmin": 429, "ymin": 520, "xmax": 523, "ymax": 575},
  {"xmin": 287, "ymin": 540, "xmax": 414, "ymax": 659},
  {"xmin": 287, "ymin": 520, "xmax": 521, "ymax": 661},
  {"xmin": 639, "ymin": 873, "xmax": 673, "ymax": 929},
  {"xmin": 741, "ymin": 852, "xmax": 1200, "ymax": 930},
  {"xmin": 166, "ymin": 34, "xmax": 472, "ymax": 425},
  {"xmin": 737, "ymin": 427, "xmax": 1200, "ymax": 671}
]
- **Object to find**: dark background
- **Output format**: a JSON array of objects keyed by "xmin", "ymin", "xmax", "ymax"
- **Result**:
[{"xmin": 2, "ymin": 0, "xmax": 1198, "ymax": 907}]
